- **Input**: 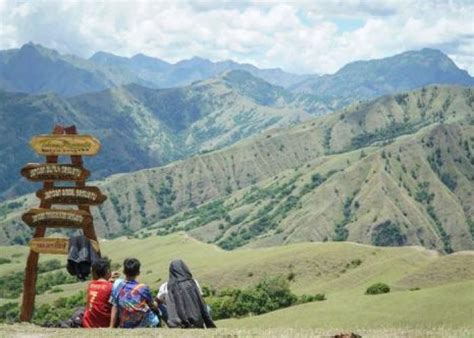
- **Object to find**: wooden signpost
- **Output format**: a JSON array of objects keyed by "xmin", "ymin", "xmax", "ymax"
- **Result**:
[
  {"xmin": 20, "ymin": 125, "xmax": 106, "ymax": 322},
  {"xmin": 21, "ymin": 163, "xmax": 90, "ymax": 181},
  {"xmin": 30, "ymin": 134, "xmax": 101, "ymax": 156},
  {"xmin": 29, "ymin": 238, "xmax": 100, "ymax": 255},
  {"xmin": 36, "ymin": 187, "xmax": 106, "ymax": 205}
]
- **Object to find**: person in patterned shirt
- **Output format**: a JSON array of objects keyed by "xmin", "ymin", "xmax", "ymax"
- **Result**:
[{"xmin": 109, "ymin": 258, "xmax": 159, "ymax": 328}]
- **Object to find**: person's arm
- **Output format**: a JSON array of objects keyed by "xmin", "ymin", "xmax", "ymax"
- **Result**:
[
  {"xmin": 109, "ymin": 305, "xmax": 118, "ymax": 328},
  {"xmin": 144, "ymin": 286, "xmax": 158, "ymax": 313},
  {"xmin": 156, "ymin": 282, "xmax": 167, "ymax": 305}
]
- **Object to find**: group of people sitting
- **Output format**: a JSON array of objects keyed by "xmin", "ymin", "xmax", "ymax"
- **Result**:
[{"xmin": 82, "ymin": 257, "xmax": 216, "ymax": 329}]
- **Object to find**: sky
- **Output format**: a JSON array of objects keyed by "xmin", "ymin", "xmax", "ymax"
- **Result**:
[{"xmin": 1, "ymin": 0, "xmax": 473, "ymax": 75}]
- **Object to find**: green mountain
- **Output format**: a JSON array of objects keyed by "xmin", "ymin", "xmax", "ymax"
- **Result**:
[
  {"xmin": 1, "ymin": 85, "xmax": 472, "ymax": 252},
  {"xmin": 0, "ymin": 70, "xmax": 321, "ymax": 201},
  {"xmin": 290, "ymin": 49, "xmax": 474, "ymax": 109}
]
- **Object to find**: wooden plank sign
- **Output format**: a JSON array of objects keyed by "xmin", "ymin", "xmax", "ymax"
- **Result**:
[
  {"xmin": 30, "ymin": 135, "xmax": 101, "ymax": 156},
  {"xmin": 22, "ymin": 208, "xmax": 93, "ymax": 228},
  {"xmin": 36, "ymin": 187, "xmax": 107, "ymax": 205},
  {"xmin": 21, "ymin": 163, "xmax": 90, "ymax": 182},
  {"xmin": 29, "ymin": 237, "xmax": 100, "ymax": 255},
  {"xmin": 29, "ymin": 238, "xmax": 68, "ymax": 254}
]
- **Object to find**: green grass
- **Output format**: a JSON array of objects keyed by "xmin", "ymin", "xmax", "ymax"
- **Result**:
[
  {"xmin": 219, "ymin": 281, "xmax": 474, "ymax": 330},
  {"xmin": 0, "ymin": 233, "xmax": 473, "ymax": 331},
  {"xmin": 0, "ymin": 325, "xmax": 472, "ymax": 338}
]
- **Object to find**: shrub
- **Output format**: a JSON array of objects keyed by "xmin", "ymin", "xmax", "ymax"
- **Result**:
[
  {"xmin": 371, "ymin": 220, "xmax": 407, "ymax": 247},
  {"xmin": 366, "ymin": 283, "xmax": 390, "ymax": 295},
  {"xmin": 207, "ymin": 276, "xmax": 298, "ymax": 320},
  {"xmin": 0, "ymin": 258, "xmax": 11, "ymax": 265},
  {"xmin": 298, "ymin": 293, "xmax": 326, "ymax": 304}
]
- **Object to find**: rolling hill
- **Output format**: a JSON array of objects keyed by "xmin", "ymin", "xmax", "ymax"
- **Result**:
[
  {"xmin": 0, "ymin": 70, "xmax": 323, "ymax": 201},
  {"xmin": 0, "ymin": 233, "xmax": 473, "ymax": 331},
  {"xmin": 290, "ymin": 48, "xmax": 474, "ymax": 109},
  {"xmin": 1, "ymin": 85, "xmax": 472, "ymax": 252}
]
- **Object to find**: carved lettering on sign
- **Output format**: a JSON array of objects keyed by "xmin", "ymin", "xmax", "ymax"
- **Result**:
[
  {"xmin": 36, "ymin": 187, "xmax": 107, "ymax": 205},
  {"xmin": 22, "ymin": 208, "xmax": 92, "ymax": 228},
  {"xmin": 30, "ymin": 135, "xmax": 101, "ymax": 156},
  {"xmin": 29, "ymin": 238, "xmax": 69, "ymax": 254},
  {"xmin": 21, "ymin": 164, "xmax": 90, "ymax": 181},
  {"xmin": 28, "ymin": 237, "xmax": 100, "ymax": 254}
]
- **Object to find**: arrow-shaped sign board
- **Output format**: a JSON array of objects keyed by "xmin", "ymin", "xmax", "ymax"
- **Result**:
[
  {"xmin": 21, "ymin": 163, "xmax": 90, "ymax": 182},
  {"xmin": 36, "ymin": 187, "xmax": 107, "ymax": 205},
  {"xmin": 29, "ymin": 237, "xmax": 100, "ymax": 255},
  {"xmin": 29, "ymin": 238, "xmax": 69, "ymax": 255},
  {"xmin": 22, "ymin": 208, "xmax": 93, "ymax": 228},
  {"xmin": 30, "ymin": 135, "xmax": 101, "ymax": 156}
]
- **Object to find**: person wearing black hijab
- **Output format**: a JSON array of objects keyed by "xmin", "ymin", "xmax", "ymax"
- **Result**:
[{"xmin": 164, "ymin": 259, "xmax": 216, "ymax": 329}]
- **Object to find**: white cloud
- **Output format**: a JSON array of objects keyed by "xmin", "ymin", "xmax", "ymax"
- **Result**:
[{"xmin": 0, "ymin": 0, "xmax": 472, "ymax": 75}]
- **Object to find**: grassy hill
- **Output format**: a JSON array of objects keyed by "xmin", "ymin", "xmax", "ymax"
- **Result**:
[
  {"xmin": 0, "ymin": 85, "xmax": 472, "ymax": 252},
  {"xmin": 0, "ymin": 233, "xmax": 473, "ymax": 332}
]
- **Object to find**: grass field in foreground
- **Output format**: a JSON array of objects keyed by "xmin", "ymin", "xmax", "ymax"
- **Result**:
[
  {"xmin": 0, "ymin": 325, "xmax": 473, "ymax": 338},
  {"xmin": 0, "ymin": 233, "xmax": 473, "ymax": 331}
]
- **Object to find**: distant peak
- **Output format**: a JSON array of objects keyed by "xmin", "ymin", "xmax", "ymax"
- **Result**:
[
  {"xmin": 221, "ymin": 69, "xmax": 270, "ymax": 86},
  {"xmin": 19, "ymin": 42, "xmax": 58, "ymax": 58}
]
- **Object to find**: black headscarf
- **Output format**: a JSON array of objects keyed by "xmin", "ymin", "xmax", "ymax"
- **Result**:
[{"xmin": 166, "ymin": 259, "xmax": 216, "ymax": 329}]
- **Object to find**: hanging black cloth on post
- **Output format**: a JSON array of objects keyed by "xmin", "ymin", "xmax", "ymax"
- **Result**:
[{"xmin": 66, "ymin": 235, "xmax": 100, "ymax": 281}]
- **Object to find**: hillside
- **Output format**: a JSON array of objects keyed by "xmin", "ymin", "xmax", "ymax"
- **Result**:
[
  {"xmin": 0, "ymin": 234, "xmax": 473, "ymax": 331},
  {"xmin": 290, "ymin": 48, "xmax": 474, "ymax": 109},
  {"xmin": 0, "ymin": 71, "xmax": 320, "ymax": 201},
  {"xmin": 1, "ymin": 85, "xmax": 472, "ymax": 252}
]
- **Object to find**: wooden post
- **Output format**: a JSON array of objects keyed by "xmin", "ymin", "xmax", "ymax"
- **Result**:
[
  {"xmin": 20, "ymin": 125, "xmax": 61, "ymax": 322},
  {"xmin": 20, "ymin": 125, "xmax": 105, "ymax": 322}
]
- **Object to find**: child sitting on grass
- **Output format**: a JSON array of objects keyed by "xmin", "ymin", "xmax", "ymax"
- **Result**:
[
  {"xmin": 83, "ymin": 258, "xmax": 113, "ymax": 328},
  {"xmin": 109, "ymin": 258, "xmax": 159, "ymax": 328}
]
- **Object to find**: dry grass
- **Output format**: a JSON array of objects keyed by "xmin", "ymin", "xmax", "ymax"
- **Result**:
[{"xmin": 0, "ymin": 324, "xmax": 473, "ymax": 338}]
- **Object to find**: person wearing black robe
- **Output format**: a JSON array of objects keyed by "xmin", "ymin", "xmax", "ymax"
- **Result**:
[{"xmin": 165, "ymin": 259, "xmax": 216, "ymax": 329}]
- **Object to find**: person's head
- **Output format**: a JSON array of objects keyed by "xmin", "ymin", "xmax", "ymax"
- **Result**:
[
  {"xmin": 92, "ymin": 258, "xmax": 111, "ymax": 280},
  {"xmin": 169, "ymin": 259, "xmax": 192, "ymax": 281},
  {"xmin": 123, "ymin": 258, "xmax": 141, "ymax": 280}
]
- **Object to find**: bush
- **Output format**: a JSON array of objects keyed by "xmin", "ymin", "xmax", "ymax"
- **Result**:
[
  {"xmin": 371, "ymin": 220, "xmax": 407, "ymax": 247},
  {"xmin": 0, "ymin": 302, "xmax": 19, "ymax": 324},
  {"xmin": 298, "ymin": 293, "xmax": 326, "ymax": 304},
  {"xmin": 207, "ymin": 276, "xmax": 298, "ymax": 320},
  {"xmin": 366, "ymin": 283, "xmax": 390, "ymax": 295},
  {"xmin": 0, "ymin": 257, "xmax": 11, "ymax": 265}
]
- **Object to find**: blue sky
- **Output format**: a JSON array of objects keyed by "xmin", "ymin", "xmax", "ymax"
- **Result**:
[{"xmin": 0, "ymin": 0, "xmax": 473, "ymax": 75}]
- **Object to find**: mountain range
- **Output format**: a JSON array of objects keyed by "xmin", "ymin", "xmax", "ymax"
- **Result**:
[
  {"xmin": 1, "ymin": 85, "xmax": 472, "ymax": 253},
  {"xmin": 0, "ymin": 70, "xmax": 324, "ymax": 200},
  {"xmin": 0, "ymin": 43, "xmax": 312, "ymax": 96},
  {"xmin": 1, "ymin": 44, "xmax": 472, "ymax": 100},
  {"xmin": 0, "ymin": 43, "xmax": 473, "ymax": 253},
  {"xmin": 1, "ymin": 44, "xmax": 473, "ymax": 202}
]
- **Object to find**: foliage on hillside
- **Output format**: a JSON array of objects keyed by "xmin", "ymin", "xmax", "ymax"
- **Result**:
[{"xmin": 0, "ymin": 86, "xmax": 473, "ymax": 252}]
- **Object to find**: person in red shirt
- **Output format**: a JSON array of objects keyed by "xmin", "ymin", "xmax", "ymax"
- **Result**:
[{"xmin": 83, "ymin": 258, "xmax": 113, "ymax": 328}]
